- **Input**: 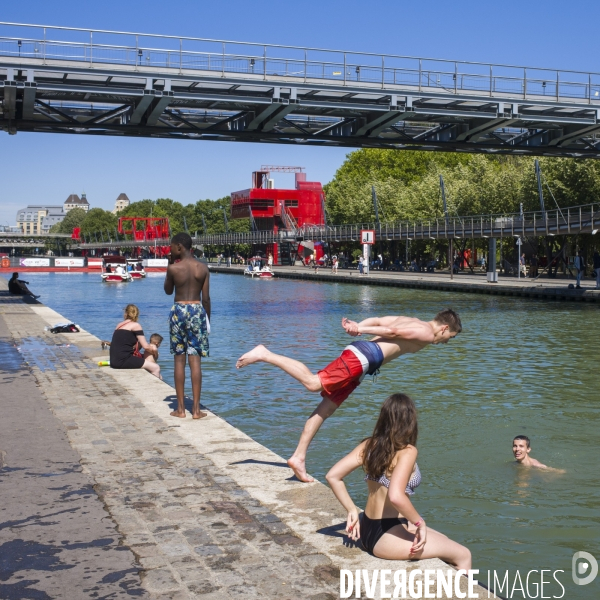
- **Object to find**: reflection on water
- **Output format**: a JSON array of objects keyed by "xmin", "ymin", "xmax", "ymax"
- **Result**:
[{"xmin": 26, "ymin": 272, "xmax": 600, "ymax": 598}]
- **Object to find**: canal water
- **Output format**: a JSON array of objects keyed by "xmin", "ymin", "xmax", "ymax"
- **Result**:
[{"xmin": 23, "ymin": 271, "xmax": 600, "ymax": 597}]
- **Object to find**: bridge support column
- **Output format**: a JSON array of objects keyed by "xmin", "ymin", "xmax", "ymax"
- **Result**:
[{"xmin": 487, "ymin": 238, "xmax": 498, "ymax": 282}]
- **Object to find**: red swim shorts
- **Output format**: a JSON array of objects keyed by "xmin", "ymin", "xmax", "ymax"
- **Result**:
[{"xmin": 317, "ymin": 349, "xmax": 365, "ymax": 407}]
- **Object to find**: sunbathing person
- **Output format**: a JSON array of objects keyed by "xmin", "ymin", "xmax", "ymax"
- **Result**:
[
  {"xmin": 326, "ymin": 393, "xmax": 471, "ymax": 568},
  {"xmin": 237, "ymin": 309, "xmax": 461, "ymax": 482},
  {"xmin": 8, "ymin": 272, "xmax": 39, "ymax": 299}
]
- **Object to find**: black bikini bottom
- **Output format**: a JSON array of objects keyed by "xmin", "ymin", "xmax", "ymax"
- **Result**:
[{"xmin": 360, "ymin": 514, "xmax": 409, "ymax": 555}]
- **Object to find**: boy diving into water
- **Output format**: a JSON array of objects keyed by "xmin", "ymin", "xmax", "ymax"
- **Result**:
[{"xmin": 236, "ymin": 309, "xmax": 461, "ymax": 482}]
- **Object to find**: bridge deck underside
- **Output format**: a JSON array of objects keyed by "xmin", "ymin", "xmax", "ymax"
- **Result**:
[{"xmin": 2, "ymin": 48, "xmax": 600, "ymax": 156}]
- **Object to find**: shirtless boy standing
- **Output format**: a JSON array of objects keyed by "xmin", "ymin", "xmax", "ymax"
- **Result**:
[
  {"xmin": 164, "ymin": 232, "xmax": 211, "ymax": 420},
  {"xmin": 236, "ymin": 309, "xmax": 461, "ymax": 482}
]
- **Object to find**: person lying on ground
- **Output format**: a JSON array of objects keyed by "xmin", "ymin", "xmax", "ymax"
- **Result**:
[
  {"xmin": 8, "ymin": 272, "xmax": 40, "ymax": 299},
  {"xmin": 236, "ymin": 308, "xmax": 461, "ymax": 483},
  {"xmin": 109, "ymin": 304, "xmax": 161, "ymax": 379},
  {"xmin": 326, "ymin": 393, "xmax": 471, "ymax": 569},
  {"xmin": 512, "ymin": 435, "xmax": 565, "ymax": 472}
]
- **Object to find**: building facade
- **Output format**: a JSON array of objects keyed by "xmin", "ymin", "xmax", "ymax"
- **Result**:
[
  {"xmin": 64, "ymin": 193, "xmax": 90, "ymax": 213},
  {"xmin": 113, "ymin": 193, "xmax": 130, "ymax": 214},
  {"xmin": 16, "ymin": 205, "xmax": 65, "ymax": 234},
  {"xmin": 16, "ymin": 193, "xmax": 92, "ymax": 234}
]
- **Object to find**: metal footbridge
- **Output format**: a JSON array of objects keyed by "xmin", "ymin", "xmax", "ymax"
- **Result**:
[
  {"xmin": 76, "ymin": 202, "xmax": 600, "ymax": 250},
  {"xmin": 3, "ymin": 22, "xmax": 600, "ymax": 156}
]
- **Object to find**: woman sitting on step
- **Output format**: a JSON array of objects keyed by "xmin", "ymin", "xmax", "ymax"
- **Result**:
[
  {"xmin": 109, "ymin": 304, "xmax": 161, "ymax": 379},
  {"xmin": 326, "ymin": 393, "xmax": 471, "ymax": 569}
]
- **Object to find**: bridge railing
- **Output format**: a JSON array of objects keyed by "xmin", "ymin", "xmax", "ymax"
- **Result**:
[
  {"xmin": 2, "ymin": 22, "xmax": 600, "ymax": 104},
  {"xmin": 75, "ymin": 203, "xmax": 600, "ymax": 248}
]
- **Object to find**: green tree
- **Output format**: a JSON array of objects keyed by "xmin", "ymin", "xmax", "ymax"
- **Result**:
[
  {"xmin": 49, "ymin": 207, "xmax": 87, "ymax": 234},
  {"xmin": 80, "ymin": 208, "xmax": 118, "ymax": 238}
]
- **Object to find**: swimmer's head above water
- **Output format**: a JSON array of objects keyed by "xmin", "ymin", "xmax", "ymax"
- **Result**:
[{"xmin": 513, "ymin": 435, "xmax": 531, "ymax": 463}]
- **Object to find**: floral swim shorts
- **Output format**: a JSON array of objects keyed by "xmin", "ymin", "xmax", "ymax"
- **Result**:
[{"xmin": 169, "ymin": 303, "xmax": 209, "ymax": 357}]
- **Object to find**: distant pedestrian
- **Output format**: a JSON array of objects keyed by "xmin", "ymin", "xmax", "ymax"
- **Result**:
[
  {"xmin": 331, "ymin": 256, "xmax": 339, "ymax": 274},
  {"xmin": 530, "ymin": 254, "xmax": 538, "ymax": 278},
  {"xmin": 574, "ymin": 250, "xmax": 585, "ymax": 289},
  {"xmin": 519, "ymin": 254, "xmax": 527, "ymax": 277},
  {"xmin": 267, "ymin": 253, "xmax": 273, "ymax": 269},
  {"xmin": 593, "ymin": 250, "xmax": 600, "ymax": 289},
  {"xmin": 226, "ymin": 255, "xmax": 231, "ymax": 267},
  {"xmin": 358, "ymin": 255, "xmax": 364, "ymax": 275}
]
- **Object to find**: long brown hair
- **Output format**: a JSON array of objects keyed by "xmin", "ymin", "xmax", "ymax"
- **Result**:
[{"xmin": 363, "ymin": 394, "xmax": 418, "ymax": 479}]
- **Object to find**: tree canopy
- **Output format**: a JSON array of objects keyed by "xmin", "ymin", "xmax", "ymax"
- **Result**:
[
  {"xmin": 49, "ymin": 207, "xmax": 87, "ymax": 234},
  {"xmin": 324, "ymin": 150, "xmax": 600, "ymax": 224}
]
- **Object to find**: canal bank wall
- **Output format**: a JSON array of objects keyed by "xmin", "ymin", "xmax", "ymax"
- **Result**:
[
  {"xmin": 210, "ymin": 265, "xmax": 600, "ymax": 303},
  {"xmin": 0, "ymin": 277, "xmax": 496, "ymax": 599}
]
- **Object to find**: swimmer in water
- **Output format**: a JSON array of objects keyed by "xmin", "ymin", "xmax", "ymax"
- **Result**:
[
  {"xmin": 236, "ymin": 309, "xmax": 462, "ymax": 483},
  {"xmin": 512, "ymin": 435, "xmax": 565, "ymax": 472}
]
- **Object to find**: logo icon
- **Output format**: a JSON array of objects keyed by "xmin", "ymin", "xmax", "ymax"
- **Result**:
[{"xmin": 572, "ymin": 551, "xmax": 598, "ymax": 586}]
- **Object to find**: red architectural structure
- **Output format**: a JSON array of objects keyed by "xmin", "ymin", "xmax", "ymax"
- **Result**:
[
  {"xmin": 230, "ymin": 166, "xmax": 326, "ymax": 264},
  {"xmin": 118, "ymin": 216, "xmax": 170, "ymax": 241}
]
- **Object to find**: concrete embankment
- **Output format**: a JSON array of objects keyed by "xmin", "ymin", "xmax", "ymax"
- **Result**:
[
  {"xmin": 211, "ymin": 265, "xmax": 600, "ymax": 303},
  {"xmin": 0, "ymin": 279, "xmax": 496, "ymax": 599}
]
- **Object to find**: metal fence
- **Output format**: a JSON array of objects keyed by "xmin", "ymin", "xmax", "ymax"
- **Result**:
[
  {"xmin": 76, "ymin": 203, "xmax": 600, "ymax": 249},
  {"xmin": 2, "ymin": 22, "xmax": 600, "ymax": 103}
]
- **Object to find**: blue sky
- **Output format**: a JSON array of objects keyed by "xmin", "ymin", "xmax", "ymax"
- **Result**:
[{"xmin": 2, "ymin": 0, "xmax": 600, "ymax": 225}]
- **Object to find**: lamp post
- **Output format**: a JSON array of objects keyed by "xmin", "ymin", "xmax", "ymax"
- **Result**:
[{"xmin": 517, "ymin": 237, "xmax": 522, "ymax": 280}]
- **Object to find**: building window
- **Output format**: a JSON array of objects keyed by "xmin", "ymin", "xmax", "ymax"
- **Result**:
[
  {"xmin": 250, "ymin": 200, "xmax": 274, "ymax": 210},
  {"xmin": 284, "ymin": 200, "xmax": 299, "ymax": 208}
]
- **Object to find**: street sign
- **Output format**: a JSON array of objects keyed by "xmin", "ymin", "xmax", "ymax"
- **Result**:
[{"xmin": 361, "ymin": 230, "xmax": 375, "ymax": 244}]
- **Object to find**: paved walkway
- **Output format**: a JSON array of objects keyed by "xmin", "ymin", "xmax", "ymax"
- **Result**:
[
  {"xmin": 0, "ymin": 297, "xmax": 149, "ymax": 599},
  {"xmin": 0, "ymin": 291, "xmax": 339, "ymax": 599},
  {"xmin": 0, "ymin": 280, "xmax": 495, "ymax": 599}
]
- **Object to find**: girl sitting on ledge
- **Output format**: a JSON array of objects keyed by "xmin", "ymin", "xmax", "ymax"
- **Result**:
[{"xmin": 326, "ymin": 393, "xmax": 471, "ymax": 570}]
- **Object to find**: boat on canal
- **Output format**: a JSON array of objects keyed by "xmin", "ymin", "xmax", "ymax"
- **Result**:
[
  {"xmin": 101, "ymin": 256, "xmax": 132, "ymax": 282},
  {"xmin": 244, "ymin": 265, "xmax": 275, "ymax": 278},
  {"xmin": 127, "ymin": 259, "xmax": 146, "ymax": 279}
]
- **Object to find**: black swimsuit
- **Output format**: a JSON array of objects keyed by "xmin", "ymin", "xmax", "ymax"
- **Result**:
[
  {"xmin": 360, "ymin": 465, "xmax": 422, "ymax": 555},
  {"xmin": 361, "ymin": 515, "xmax": 409, "ymax": 554},
  {"xmin": 109, "ymin": 327, "xmax": 145, "ymax": 369}
]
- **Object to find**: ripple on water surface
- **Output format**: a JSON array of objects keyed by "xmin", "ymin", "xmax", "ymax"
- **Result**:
[{"xmin": 26, "ymin": 271, "xmax": 600, "ymax": 598}]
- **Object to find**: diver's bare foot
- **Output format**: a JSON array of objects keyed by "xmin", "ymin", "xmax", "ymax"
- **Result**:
[
  {"xmin": 192, "ymin": 410, "xmax": 207, "ymax": 420},
  {"xmin": 170, "ymin": 410, "xmax": 186, "ymax": 418},
  {"xmin": 236, "ymin": 344, "xmax": 270, "ymax": 369},
  {"xmin": 287, "ymin": 455, "xmax": 314, "ymax": 483}
]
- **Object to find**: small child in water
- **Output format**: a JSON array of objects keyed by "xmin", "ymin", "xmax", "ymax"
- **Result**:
[{"xmin": 102, "ymin": 333, "xmax": 163, "ymax": 361}]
